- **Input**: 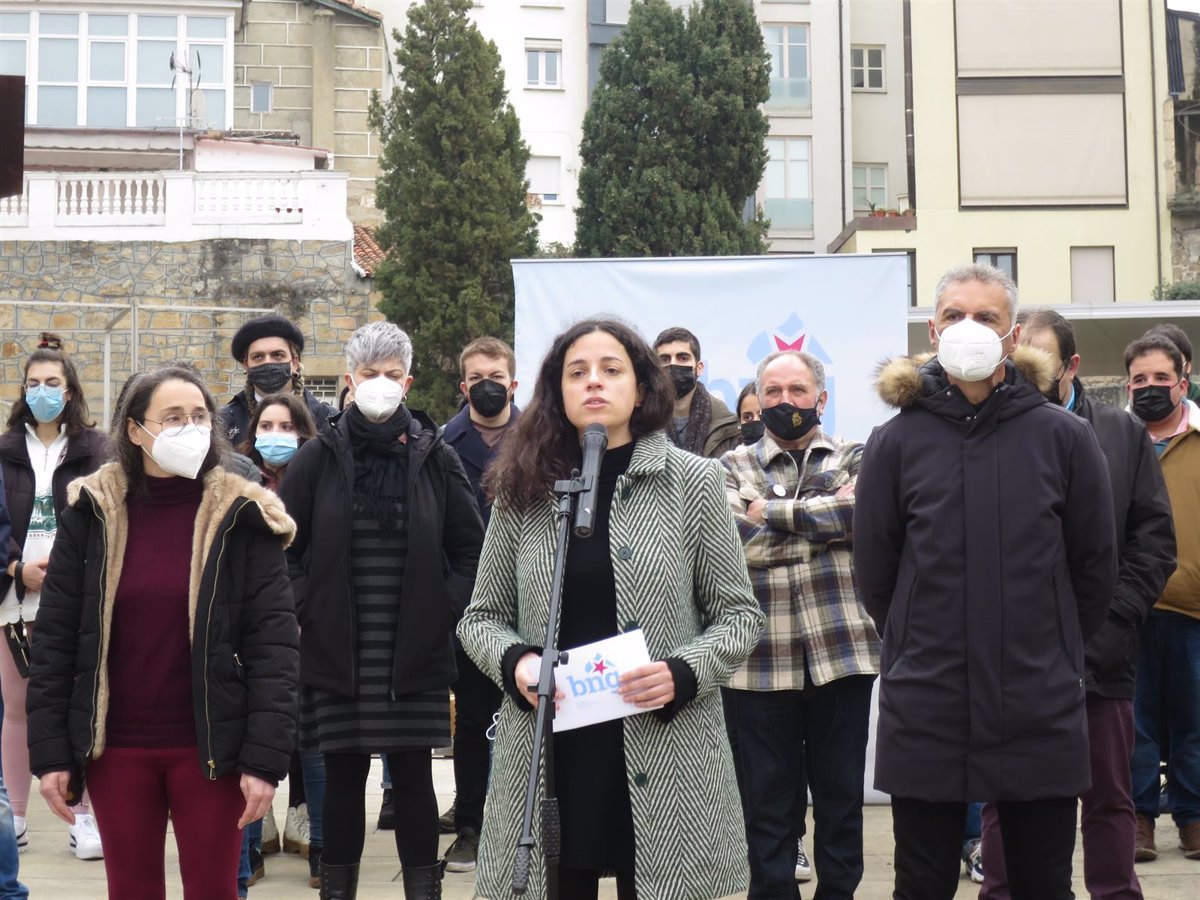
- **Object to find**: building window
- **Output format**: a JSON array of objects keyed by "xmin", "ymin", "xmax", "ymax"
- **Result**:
[
  {"xmin": 304, "ymin": 376, "xmax": 342, "ymax": 406},
  {"xmin": 852, "ymin": 164, "xmax": 887, "ymax": 212},
  {"xmin": 0, "ymin": 11, "xmax": 231, "ymax": 129},
  {"xmin": 1070, "ymin": 246, "xmax": 1115, "ymax": 303},
  {"xmin": 974, "ymin": 249, "xmax": 1018, "ymax": 284},
  {"xmin": 764, "ymin": 137, "xmax": 812, "ymax": 233},
  {"xmin": 528, "ymin": 156, "xmax": 561, "ymax": 203},
  {"xmin": 850, "ymin": 45, "xmax": 884, "ymax": 91},
  {"xmin": 763, "ymin": 25, "xmax": 810, "ymax": 112},
  {"xmin": 250, "ymin": 81, "xmax": 272, "ymax": 114},
  {"xmin": 525, "ymin": 41, "xmax": 561, "ymax": 88}
]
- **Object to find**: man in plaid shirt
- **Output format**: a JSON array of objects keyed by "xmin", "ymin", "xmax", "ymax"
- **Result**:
[{"xmin": 721, "ymin": 349, "xmax": 880, "ymax": 900}]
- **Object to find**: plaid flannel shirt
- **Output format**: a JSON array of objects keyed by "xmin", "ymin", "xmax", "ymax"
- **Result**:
[{"xmin": 722, "ymin": 430, "xmax": 880, "ymax": 691}]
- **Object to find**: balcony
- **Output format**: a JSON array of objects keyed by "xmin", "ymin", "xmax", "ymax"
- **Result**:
[
  {"xmin": 765, "ymin": 197, "xmax": 814, "ymax": 233},
  {"xmin": 0, "ymin": 171, "xmax": 352, "ymax": 241},
  {"xmin": 766, "ymin": 77, "xmax": 812, "ymax": 114}
]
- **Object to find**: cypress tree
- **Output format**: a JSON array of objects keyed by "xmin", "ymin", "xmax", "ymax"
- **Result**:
[
  {"xmin": 575, "ymin": 0, "xmax": 770, "ymax": 257},
  {"xmin": 371, "ymin": 0, "xmax": 538, "ymax": 421}
]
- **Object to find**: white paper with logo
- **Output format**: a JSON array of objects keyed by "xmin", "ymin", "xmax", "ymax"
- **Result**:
[{"xmin": 551, "ymin": 630, "xmax": 663, "ymax": 733}]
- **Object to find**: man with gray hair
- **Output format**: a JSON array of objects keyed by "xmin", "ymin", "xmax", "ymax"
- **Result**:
[
  {"xmin": 854, "ymin": 263, "xmax": 1118, "ymax": 899},
  {"xmin": 721, "ymin": 349, "xmax": 880, "ymax": 900}
]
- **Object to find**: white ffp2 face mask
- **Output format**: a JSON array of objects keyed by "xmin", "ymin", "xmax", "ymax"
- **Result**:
[
  {"xmin": 352, "ymin": 374, "xmax": 404, "ymax": 421},
  {"xmin": 935, "ymin": 318, "xmax": 1014, "ymax": 383},
  {"xmin": 139, "ymin": 422, "xmax": 212, "ymax": 479}
]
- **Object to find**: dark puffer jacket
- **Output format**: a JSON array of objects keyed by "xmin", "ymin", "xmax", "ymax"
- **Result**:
[
  {"xmin": 27, "ymin": 464, "xmax": 300, "ymax": 784},
  {"xmin": 854, "ymin": 347, "xmax": 1118, "ymax": 803},
  {"xmin": 0, "ymin": 427, "xmax": 109, "ymax": 598}
]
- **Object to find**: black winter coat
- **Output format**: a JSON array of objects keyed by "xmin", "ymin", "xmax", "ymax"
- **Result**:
[
  {"xmin": 278, "ymin": 409, "xmax": 483, "ymax": 698},
  {"xmin": 27, "ymin": 464, "xmax": 300, "ymax": 784},
  {"xmin": 854, "ymin": 348, "xmax": 1118, "ymax": 802},
  {"xmin": 1071, "ymin": 380, "xmax": 1176, "ymax": 699},
  {"xmin": 219, "ymin": 388, "xmax": 334, "ymax": 445},
  {"xmin": 0, "ymin": 428, "xmax": 108, "ymax": 598}
]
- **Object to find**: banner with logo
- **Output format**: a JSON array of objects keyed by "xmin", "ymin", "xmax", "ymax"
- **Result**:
[{"xmin": 511, "ymin": 254, "xmax": 910, "ymax": 444}]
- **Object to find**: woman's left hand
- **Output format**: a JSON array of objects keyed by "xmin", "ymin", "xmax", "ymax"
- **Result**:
[
  {"xmin": 237, "ymin": 774, "xmax": 276, "ymax": 829},
  {"xmin": 618, "ymin": 661, "xmax": 675, "ymax": 709}
]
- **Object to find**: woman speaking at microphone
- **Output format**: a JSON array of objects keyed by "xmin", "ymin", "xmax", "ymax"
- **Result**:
[{"xmin": 458, "ymin": 318, "xmax": 764, "ymax": 900}]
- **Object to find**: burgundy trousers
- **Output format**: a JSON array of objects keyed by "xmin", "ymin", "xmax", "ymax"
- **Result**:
[
  {"xmin": 981, "ymin": 694, "xmax": 1142, "ymax": 900},
  {"xmin": 86, "ymin": 745, "xmax": 245, "ymax": 900}
]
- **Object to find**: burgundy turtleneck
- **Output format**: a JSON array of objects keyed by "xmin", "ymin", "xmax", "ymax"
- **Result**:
[{"xmin": 105, "ymin": 474, "xmax": 204, "ymax": 749}]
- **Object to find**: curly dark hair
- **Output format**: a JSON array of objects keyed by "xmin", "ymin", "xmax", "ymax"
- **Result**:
[
  {"xmin": 484, "ymin": 318, "xmax": 673, "ymax": 511},
  {"xmin": 6, "ymin": 333, "xmax": 95, "ymax": 438},
  {"xmin": 236, "ymin": 392, "xmax": 318, "ymax": 466},
  {"xmin": 112, "ymin": 366, "xmax": 230, "ymax": 495}
]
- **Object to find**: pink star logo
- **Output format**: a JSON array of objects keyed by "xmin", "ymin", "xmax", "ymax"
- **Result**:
[{"xmin": 774, "ymin": 334, "xmax": 806, "ymax": 352}]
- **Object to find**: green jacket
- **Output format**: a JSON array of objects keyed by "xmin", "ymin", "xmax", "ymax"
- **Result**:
[{"xmin": 458, "ymin": 431, "xmax": 764, "ymax": 900}]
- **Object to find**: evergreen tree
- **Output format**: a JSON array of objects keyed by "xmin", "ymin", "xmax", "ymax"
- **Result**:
[
  {"xmin": 371, "ymin": 0, "xmax": 538, "ymax": 421},
  {"xmin": 575, "ymin": 0, "xmax": 770, "ymax": 257}
]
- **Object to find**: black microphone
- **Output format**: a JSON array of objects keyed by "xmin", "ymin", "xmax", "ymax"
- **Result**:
[{"xmin": 574, "ymin": 423, "xmax": 609, "ymax": 538}]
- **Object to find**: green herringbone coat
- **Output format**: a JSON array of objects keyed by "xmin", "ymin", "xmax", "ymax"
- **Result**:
[{"xmin": 458, "ymin": 432, "xmax": 764, "ymax": 900}]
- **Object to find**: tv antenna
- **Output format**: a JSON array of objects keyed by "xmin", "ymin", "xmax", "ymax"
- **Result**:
[{"xmin": 168, "ymin": 51, "xmax": 206, "ymax": 170}]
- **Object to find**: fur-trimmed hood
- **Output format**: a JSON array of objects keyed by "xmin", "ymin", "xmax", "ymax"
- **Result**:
[{"xmin": 874, "ymin": 345, "xmax": 1059, "ymax": 410}]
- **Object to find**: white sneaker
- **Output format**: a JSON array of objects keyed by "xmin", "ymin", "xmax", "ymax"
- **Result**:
[
  {"xmin": 794, "ymin": 838, "xmax": 813, "ymax": 882},
  {"xmin": 284, "ymin": 803, "xmax": 310, "ymax": 856},
  {"xmin": 13, "ymin": 816, "xmax": 27, "ymax": 853},
  {"xmin": 261, "ymin": 807, "xmax": 280, "ymax": 854},
  {"xmin": 69, "ymin": 813, "xmax": 103, "ymax": 860}
]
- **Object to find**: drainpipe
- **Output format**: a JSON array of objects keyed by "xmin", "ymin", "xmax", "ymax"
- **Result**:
[
  {"xmin": 903, "ymin": 0, "xmax": 916, "ymax": 209},
  {"xmin": 1150, "ymin": 0, "xmax": 1165, "ymax": 295},
  {"xmin": 839, "ymin": 0, "xmax": 847, "ymax": 227}
]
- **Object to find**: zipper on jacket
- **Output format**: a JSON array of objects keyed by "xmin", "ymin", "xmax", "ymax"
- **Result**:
[
  {"xmin": 85, "ymin": 498, "xmax": 108, "ymax": 763},
  {"xmin": 202, "ymin": 502, "xmax": 250, "ymax": 780}
]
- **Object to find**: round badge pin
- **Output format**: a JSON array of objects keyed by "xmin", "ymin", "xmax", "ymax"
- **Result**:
[{"xmin": 772, "ymin": 484, "xmax": 787, "ymax": 498}]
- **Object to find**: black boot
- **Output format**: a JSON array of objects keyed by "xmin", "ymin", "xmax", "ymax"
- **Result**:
[
  {"xmin": 319, "ymin": 861, "xmax": 359, "ymax": 900},
  {"xmin": 377, "ymin": 788, "xmax": 396, "ymax": 830},
  {"xmin": 308, "ymin": 845, "xmax": 322, "ymax": 890},
  {"xmin": 401, "ymin": 860, "xmax": 446, "ymax": 900}
]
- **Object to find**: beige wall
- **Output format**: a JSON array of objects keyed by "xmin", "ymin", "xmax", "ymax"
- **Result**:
[
  {"xmin": 848, "ymin": 0, "xmax": 908, "ymax": 211},
  {"xmin": 837, "ymin": 0, "xmax": 1169, "ymax": 307},
  {"xmin": 233, "ymin": 0, "xmax": 385, "ymax": 224},
  {"xmin": 955, "ymin": 0, "xmax": 1122, "ymax": 77}
]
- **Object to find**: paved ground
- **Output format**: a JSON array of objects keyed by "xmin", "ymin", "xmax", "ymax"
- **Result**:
[{"xmin": 14, "ymin": 757, "xmax": 1199, "ymax": 898}]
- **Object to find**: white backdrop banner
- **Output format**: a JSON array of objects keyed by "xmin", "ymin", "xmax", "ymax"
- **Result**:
[{"xmin": 512, "ymin": 254, "xmax": 911, "ymax": 443}]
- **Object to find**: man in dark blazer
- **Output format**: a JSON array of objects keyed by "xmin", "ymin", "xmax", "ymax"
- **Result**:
[{"xmin": 854, "ymin": 263, "xmax": 1119, "ymax": 900}]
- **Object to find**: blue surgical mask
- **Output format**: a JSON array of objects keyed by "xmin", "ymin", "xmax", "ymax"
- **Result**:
[
  {"xmin": 255, "ymin": 433, "xmax": 298, "ymax": 467},
  {"xmin": 25, "ymin": 385, "xmax": 65, "ymax": 424}
]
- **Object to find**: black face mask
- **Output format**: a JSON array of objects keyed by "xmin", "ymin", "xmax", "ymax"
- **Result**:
[
  {"xmin": 762, "ymin": 402, "xmax": 820, "ymax": 442},
  {"xmin": 469, "ymin": 379, "xmax": 510, "ymax": 419},
  {"xmin": 665, "ymin": 365, "xmax": 698, "ymax": 399},
  {"xmin": 246, "ymin": 362, "xmax": 293, "ymax": 394},
  {"xmin": 1131, "ymin": 384, "xmax": 1180, "ymax": 423},
  {"xmin": 1042, "ymin": 364, "xmax": 1067, "ymax": 406},
  {"xmin": 739, "ymin": 420, "xmax": 765, "ymax": 445}
]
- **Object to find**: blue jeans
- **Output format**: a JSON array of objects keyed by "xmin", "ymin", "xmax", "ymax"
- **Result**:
[
  {"xmin": 0, "ymin": 774, "xmax": 28, "ymax": 900},
  {"xmin": 1132, "ymin": 609, "xmax": 1200, "ymax": 826},
  {"xmin": 724, "ymin": 675, "xmax": 876, "ymax": 900},
  {"xmin": 237, "ymin": 820, "xmax": 262, "ymax": 898},
  {"xmin": 300, "ymin": 750, "xmax": 325, "ymax": 847}
]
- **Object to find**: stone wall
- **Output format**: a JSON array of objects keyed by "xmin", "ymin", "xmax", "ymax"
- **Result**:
[
  {"xmin": 1171, "ymin": 210, "xmax": 1200, "ymax": 283},
  {"xmin": 234, "ymin": 0, "xmax": 386, "ymax": 225},
  {"xmin": 0, "ymin": 238, "xmax": 378, "ymax": 424}
]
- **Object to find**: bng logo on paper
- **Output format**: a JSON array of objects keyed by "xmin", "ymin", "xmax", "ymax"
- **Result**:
[{"xmin": 566, "ymin": 653, "xmax": 620, "ymax": 698}]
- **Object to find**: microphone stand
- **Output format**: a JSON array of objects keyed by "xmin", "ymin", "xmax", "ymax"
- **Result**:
[{"xmin": 511, "ymin": 467, "xmax": 590, "ymax": 898}]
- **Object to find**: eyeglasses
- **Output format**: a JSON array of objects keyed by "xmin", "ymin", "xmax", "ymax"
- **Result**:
[{"xmin": 143, "ymin": 412, "xmax": 213, "ymax": 437}]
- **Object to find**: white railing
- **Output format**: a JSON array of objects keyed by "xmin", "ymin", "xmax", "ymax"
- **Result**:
[
  {"xmin": 56, "ymin": 175, "xmax": 166, "ymax": 225},
  {"xmin": 0, "ymin": 171, "xmax": 350, "ymax": 241},
  {"xmin": 194, "ymin": 175, "xmax": 303, "ymax": 224}
]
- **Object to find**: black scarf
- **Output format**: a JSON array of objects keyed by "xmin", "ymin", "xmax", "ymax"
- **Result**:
[
  {"xmin": 346, "ymin": 404, "xmax": 412, "ymax": 534},
  {"xmin": 668, "ymin": 380, "xmax": 714, "ymax": 455}
]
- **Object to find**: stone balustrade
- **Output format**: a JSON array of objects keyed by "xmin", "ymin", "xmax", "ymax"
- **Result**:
[{"xmin": 0, "ymin": 171, "xmax": 351, "ymax": 241}]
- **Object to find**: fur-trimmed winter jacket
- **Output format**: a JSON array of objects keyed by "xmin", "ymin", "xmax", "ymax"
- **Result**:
[
  {"xmin": 27, "ymin": 463, "xmax": 300, "ymax": 784},
  {"xmin": 854, "ymin": 347, "xmax": 1118, "ymax": 803}
]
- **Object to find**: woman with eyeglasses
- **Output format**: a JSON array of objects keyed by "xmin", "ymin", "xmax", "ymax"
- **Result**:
[
  {"xmin": 26, "ymin": 365, "xmax": 300, "ymax": 900},
  {"xmin": 0, "ymin": 333, "xmax": 109, "ymax": 860}
]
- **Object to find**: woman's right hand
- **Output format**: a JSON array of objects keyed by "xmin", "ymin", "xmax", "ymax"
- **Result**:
[
  {"xmin": 22, "ymin": 558, "xmax": 49, "ymax": 593},
  {"xmin": 39, "ymin": 771, "xmax": 76, "ymax": 825},
  {"xmin": 516, "ymin": 651, "xmax": 565, "ymax": 711}
]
